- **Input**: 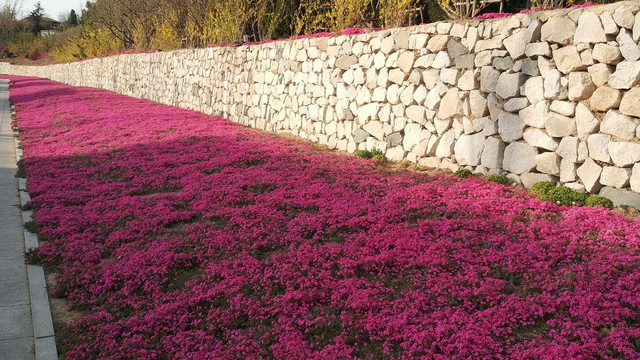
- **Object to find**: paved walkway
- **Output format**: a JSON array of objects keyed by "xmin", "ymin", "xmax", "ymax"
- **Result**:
[{"xmin": 0, "ymin": 78, "xmax": 56, "ymax": 360}]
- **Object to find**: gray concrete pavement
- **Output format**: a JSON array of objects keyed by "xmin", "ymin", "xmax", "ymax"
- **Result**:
[
  {"xmin": 0, "ymin": 78, "xmax": 57, "ymax": 360},
  {"xmin": 0, "ymin": 78, "xmax": 35, "ymax": 359}
]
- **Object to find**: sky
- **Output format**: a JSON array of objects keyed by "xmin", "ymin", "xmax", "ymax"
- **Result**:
[{"xmin": 20, "ymin": 0, "xmax": 83, "ymax": 21}]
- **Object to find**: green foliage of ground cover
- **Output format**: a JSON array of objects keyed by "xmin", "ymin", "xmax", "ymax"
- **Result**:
[
  {"xmin": 454, "ymin": 168, "xmax": 472, "ymax": 178},
  {"xmin": 585, "ymin": 195, "xmax": 614, "ymax": 209},
  {"xmin": 486, "ymin": 174, "xmax": 509, "ymax": 185},
  {"xmin": 530, "ymin": 181, "xmax": 556, "ymax": 196}
]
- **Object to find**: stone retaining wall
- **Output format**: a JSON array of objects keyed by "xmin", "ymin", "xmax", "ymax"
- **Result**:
[{"xmin": 2, "ymin": 1, "xmax": 640, "ymax": 196}]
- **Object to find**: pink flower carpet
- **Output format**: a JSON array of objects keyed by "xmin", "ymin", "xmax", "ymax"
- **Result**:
[{"xmin": 5, "ymin": 76, "xmax": 640, "ymax": 359}]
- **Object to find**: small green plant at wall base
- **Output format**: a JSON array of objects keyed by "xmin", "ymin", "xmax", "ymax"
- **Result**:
[
  {"xmin": 543, "ymin": 186, "xmax": 588, "ymax": 206},
  {"xmin": 354, "ymin": 150, "xmax": 373, "ymax": 159},
  {"xmin": 23, "ymin": 220, "xmax": 39, "ymax": 233},
  {"xmin": 400, "ymin": 160, "xmax": 411, "ymax": 168},
  {"xmin": 16, "ymin": 159, "xmax": 26, "ymax": 178},
  {"xmin": 373, "ymin": 154, "xmax": 386, "ymax": 162},
  {"xmin": 371, "ymin": 149, "xmax": 385, "ymax": 157},
  {"xmin": 585, "ymin": 195, "xmax": 614, "ymax": 209},
  {"xmin": 354, "ymin": 149, "xmax": 385, "ymax": 160},
  {"xmin": 454, "ymin": 168, "xmax": 472, "ymax": 178},
  {"xmin": 486, "ymin": 174, "xmax": 509, "ymax": 185},
  {"xmin": 530, "ymin": 181, "xmax": 556, "ymax": 196},
  {"xmin": 25, "ymin": 248, "xmax": 44, "ymax": 265}
]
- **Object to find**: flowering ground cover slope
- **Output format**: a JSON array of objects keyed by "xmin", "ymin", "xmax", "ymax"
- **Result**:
[{"xmin": 6, "ymin": 75, "xmax": 640, "ymax": 359}]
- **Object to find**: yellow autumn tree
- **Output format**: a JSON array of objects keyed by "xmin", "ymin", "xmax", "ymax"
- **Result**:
[{"xmin": 379, "ymin": 0, "xmax": 418, "ymax": 28}]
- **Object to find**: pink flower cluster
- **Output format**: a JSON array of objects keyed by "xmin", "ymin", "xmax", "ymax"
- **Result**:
[
  {"xmin": 5, "ymin": 75, "xmax": 640, "ymax": 359},
  {"xmin": 478, "ymin": 1, "xmax": 597, "ymax": 18}
]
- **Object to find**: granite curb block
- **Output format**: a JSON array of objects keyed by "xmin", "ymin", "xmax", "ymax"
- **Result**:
[{"xmin": 13, "ymin": 116, "xmax": 58, "ymax": 360}]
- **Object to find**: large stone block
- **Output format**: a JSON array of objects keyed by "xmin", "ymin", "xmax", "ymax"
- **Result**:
[
  {"xmin": 481, "ymin": 137, "xmax": 505, "ymax": 169},
  {"xmin": 503, "ymin": 142, "xmax": 537, "ymax": 174},
  {"xmin": 545, "ymin": 112, "xmax": 576, "ymax": 137},
  {"xmin": 587, "ymin": 133, "xmax": 612, "ymax": 163},
  {"xmin": 574, "ymin": 11, "xmax": 607, "ymax": 44},
  {"xmin": 504, "ymin": 28, "xmax": 532, "ymax": 60},
  {"xmin": 498, "ymin": 111, "xmax": 525, "ymax": 142},
  {"xmin": 402, "ymin": 123, "xmax": 426, "ymax": 151},
  {"xmin": 454, "ymin": 132, "xmax": 486, "ymax": 166},
  {"xmin": 386, "ymin": 146, "xmax": 407, "ymax": 162},
  {"xmin": 363, "ymin": 119, "xmax": 386, "ymax": 140},
  {"xmin": 567, "ymin": 72, "xmax": 595, "ymax": 101},
  {"xmin": 536, "ymin": 151, "xmax": 561, "ymax": 175},
  {"xmin": 601, "ymin": 110, "xmax": 637, "ymax": 140},
  {"xmin": 608, "ymin": 61, "xmax": 640, "ymax": 89},
  {"xmin": 523, "ymin": 128, "xmax": 559, "ymax": 151},
  {"xmin": 600, "ymin": 167, "xmax": 631, "ymax": 188},
  {"xmin": 559, "ymin": 158, "xmax": 577, "ymax": 183},
  {"xmin": 549, "ymin": 101, "xmax": 575, "ymax": 117},
  {"xmin": 588, "ymin": 63, "xmax": 614, "ymax": 87},
  {"xmin": 523, "ymin": 76, "xmax": 544, "ymax": 104},
  {"xmin": 619, "ymin": 87, "xmax": 640, "ymax": 117},
  {"xmin": 519, "ymin": 101, "xmax": 549, "ymax": 129},
  {"xmin": 575, "ymin": 103, "xmax": 600, "ymax": 140},
  {"xmin": 592, "ymin": 44, "xmax": 623, "ymax": 64},
  {"xmin": 577, "ymin": 158, "xmax": 603, "ymax": 193},
  {"xmin": 427, "ymin": 35, "xmax": 449, "ymax": 52},
  {"xmin": 336, "ymin": 55, "xmax": 358, "ymax": 70},
  {"xmin": 525, "ymin": 42, "xmax": 551, "ymax": 57},
  {"xmin": 541, "ymin": 17, "xmax": 576, "ymax": 45},
  {"xmin": 480, "ymin": 66, "xmax": 500, "ymax": 93},
  {"xmin": 397, "ymin": 51, "xmax": 416, "ymax": 73},
  {"xmin": 495, "ymin": 72, "xmax": 523, "ymax": 99},
  {"xmin": 599, "ymin": 186, "xmax": 640, "ymax": 209},
  {"xmin": 631, "ymin": 163, "xmax": 640, "ymax": 193},
  {"xmin": 435, "ymin": 128, "xmax": 456, "ymax": 158},
  {"xmin": 473, "ymin": 117, "xmax": 498, "ymax": 136},
  {"xmin": 437, "ymin": 88, "xmax": 463, "ymax": 119},
  {"xmin": 447, "ymin": 38, "xmax": 469, "ymax": 59},
  {"xmin": 432, "ymin": 52, "xmax": 452, "ymax": 68},
  {"xmin": 589, "ymin": 86, "xmax": 622, "ymax": 112},
  {"xmin": 440, "ymin": 68, "xmax": 459, "ymax": 86},
  {"xmin": 552, "ymin": 46, "xmax": 585, "ymax": 74},
  {"xmin": 618, "ymin": 29, "xmax": 640, "ymax": 61},
  {"xmin": 556, "ymin": 136, "xmax": 579, "ymax": 162},
  {"xmin": 608, "ymin": 141, "xmax": 640, "ymax": 167},
  {"xmin": 406, "ymin": 105, "xmax": 426, "ymax": 124},
  {"xmin": 504, "ymin": 98, "xmax": 529, "ymax": 113},
  {"xmin": 635, "ymin": 12, "xmax": 640, "ymax": 41},
  {"xmin": 613, "ymin": 6, "xmax": 635, "ymax": 29},
  {"xmin": 544, "ymin": 69, "xmax": 564, "ymax": 99},
  {"xmin": 601, "ymin": 11, "xmax": 619, "ymax": 35}
]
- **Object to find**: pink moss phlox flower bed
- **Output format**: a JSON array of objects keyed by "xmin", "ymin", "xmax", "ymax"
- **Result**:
[
  {"xmin": 477, "ymin": 2, "xmax": 597, "ymax": 19},
  {"xmin": 6, "ymin": 76, "xmax": 640, "ymax": 359}
]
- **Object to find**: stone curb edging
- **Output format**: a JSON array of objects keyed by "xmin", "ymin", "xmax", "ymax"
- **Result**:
[{"xmin": 11, "ymin": 107, "xmax": 58, "ymax": 360}]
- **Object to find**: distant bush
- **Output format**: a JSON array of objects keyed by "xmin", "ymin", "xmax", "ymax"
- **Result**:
[
  {"xmin": 26, "ymin": 48, "xmax": 40, "ymax": 60},
  {"xmin": 0, "ymin": 46, "xmax": 12, "ymax": 58},
  {"xmin": 487, "ymin": 174, "xmax": 509, "ymax": 185},
  {"xmin": 585, "ymin": 195, "xmax": 614, "ymax": 209}
]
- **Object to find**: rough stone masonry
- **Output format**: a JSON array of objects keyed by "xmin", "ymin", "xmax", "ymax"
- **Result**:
[{"xmin": 2, "ymin": 0, "xmax": 640, "ymax": 196}]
